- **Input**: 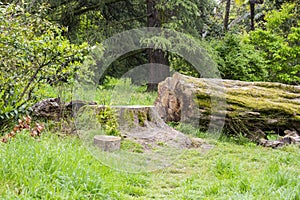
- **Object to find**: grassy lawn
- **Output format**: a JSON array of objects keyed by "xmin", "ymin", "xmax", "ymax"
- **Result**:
[
  {"xmin": 1, "ymin": 81, "xmax": 299, "ymax": 199},
  {"xmin": 1, "ymin": 132, "xmax": 299, "ymax": 199}
]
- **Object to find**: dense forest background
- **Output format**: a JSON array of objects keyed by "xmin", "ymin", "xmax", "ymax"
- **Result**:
[{"xmin": 0, "ymin": 0, "xmax": 299, "ymax": 129}]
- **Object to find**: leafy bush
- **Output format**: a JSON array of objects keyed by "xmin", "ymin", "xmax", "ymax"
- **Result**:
[
  {"xmin": 0, "ymin": 4, "xmax": 88, "ymax": 128},
  {"xmin": 169, "ymin": 39, "xmax": 223, "ymax": 78},
  {"xmin": 212, "ymin": 33, "xmax": 268, "ymax": 81},
  {"xmin": 248, "ymin": 3, "xmax": 300, "ymax": 84},
  {"xmin": 209, "ymin": 3, "xmax": 299, "ymax": 84},
  {"xmin": 96, "ymin": 106, "xmax": 120, "ymax": 136}
]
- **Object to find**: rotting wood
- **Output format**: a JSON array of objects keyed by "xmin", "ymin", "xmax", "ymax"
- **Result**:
[{"xmin": 155, "ymin": 73, "xmax": 300, "ymax": 141}]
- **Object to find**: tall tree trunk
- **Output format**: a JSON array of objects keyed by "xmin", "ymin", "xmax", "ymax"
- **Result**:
[
  {"xmin": 146, "ymin": 0, "xmax": 170, "ymax": 91},
  {"xmin": 249, "ymin": 0, "xmax": 255, "ymax": 30},
  {"xmin": 224, "ymin": 0, "xmax": 231, "ymax": 31}
]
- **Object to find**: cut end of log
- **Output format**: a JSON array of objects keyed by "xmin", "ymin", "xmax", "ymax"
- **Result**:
[{"xmin": 94, "ymin": 135, "xmax": 121, "ymax": 152}]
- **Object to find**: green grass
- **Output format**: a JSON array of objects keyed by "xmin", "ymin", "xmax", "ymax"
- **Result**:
[
  {"xmin": 0, "ymin": 132, "xmax": 149, "ymax": 199},
  {"xmin": 3, "ymin": 78, "xmax": 300, "ymax": 199},
  {"xmin": 1, "ymin": 131, "xmax": 299, "ymax": 199},
  {"xmin": 40, "ymin": 78, "xmax": 157, "ymax": 106},
  {"xmin": 121, "ymin": 139, "xmax": 144, "ymax": 153},
  {"xmin": 168, "ymin": 122, "xmax": 209, "ymax": 138}
]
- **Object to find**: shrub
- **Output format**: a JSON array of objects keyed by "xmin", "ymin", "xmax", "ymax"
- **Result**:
[
  {"xmin": 248, "ymin": 3, "xmax": 300, "ymax": 84},
  {"xmin": 212, "ymin": 33, "xmax": 268, "ymax": 82},
  {"xmin": 96, "ymin": 106, "xmax": 120, "ymax": 136},
  {"xmin": 0, "ymin": 4, "xmax": 88, "ymax": 129}
]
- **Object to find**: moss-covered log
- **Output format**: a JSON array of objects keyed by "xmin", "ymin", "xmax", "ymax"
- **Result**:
[{"xmin": 155, "ymin": 73, "xmax": 300, "ymax": 140}]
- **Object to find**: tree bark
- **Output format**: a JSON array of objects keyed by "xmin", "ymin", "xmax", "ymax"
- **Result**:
[
  {"xmin": 146, "ymin": 0, "xmax": 170, "ymax": 91},
  {"xmin": 224, "ymin": 0, "xmax": 231, "ymax": 31},
  {"xmin": 250, "ymin": 0, "xmax": 255, "ymax": 30},
  {"xmin": 155, "ymin": 73, "xmax": 300, "ymax": 141}
]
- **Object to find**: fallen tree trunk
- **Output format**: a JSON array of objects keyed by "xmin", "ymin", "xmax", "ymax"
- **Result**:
[{"xmin": 155, "ymin": 73, "xmax": 300, "ymax": 141}]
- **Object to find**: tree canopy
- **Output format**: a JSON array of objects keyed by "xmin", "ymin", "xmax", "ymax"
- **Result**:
[{"xmin": 0, "ymin": 0, "xmax": 299, "ymax": 129}]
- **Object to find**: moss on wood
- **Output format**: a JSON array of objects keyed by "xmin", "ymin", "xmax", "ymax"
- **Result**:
[{"xmin": 155, "ymin": 73, "xmax": 300, "ymax": 140}]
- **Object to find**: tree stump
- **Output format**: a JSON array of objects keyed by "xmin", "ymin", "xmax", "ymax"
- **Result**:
[
  {"xmin": 94, "ymin": 135, "xmax": 121, "ymax": 151},
  {"xmin": 81, "ymin": 105, "xmax": 193, "ymax": 150}
]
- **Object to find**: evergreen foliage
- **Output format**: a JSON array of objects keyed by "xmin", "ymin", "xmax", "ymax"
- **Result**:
[{"xmin": 0, "ymin": 0, "xmax": 299, "ymax": 128}]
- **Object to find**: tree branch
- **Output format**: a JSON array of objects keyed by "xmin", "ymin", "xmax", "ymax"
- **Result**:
[
  {"xmin": 73, "ymin": 0, "xmax": 126, "ymax": 16},
  {"xmin": 18, "ymin": 65, "xmax": 44, "ymax": 103},
  {"xmin": 117, "ymin": 49, "xmax": 146, "ymax": 62}
]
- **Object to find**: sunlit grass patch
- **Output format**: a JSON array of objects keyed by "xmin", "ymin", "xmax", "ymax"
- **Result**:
[
  {"xmin": 1, "ymin": 127, "xmax": 299, "ymax": 199},
  {"xmin": 0, "ymin": 133, "xmax": 149, "ymax": 199}
]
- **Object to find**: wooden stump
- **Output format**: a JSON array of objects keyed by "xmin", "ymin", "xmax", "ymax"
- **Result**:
[
  {"xmin": 94, "ymin": 135, "xmax": 121, "ymax": 151},
  {"xmin": 85, "ymin": 105, "xmax": 193, "ymax": 149}
]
